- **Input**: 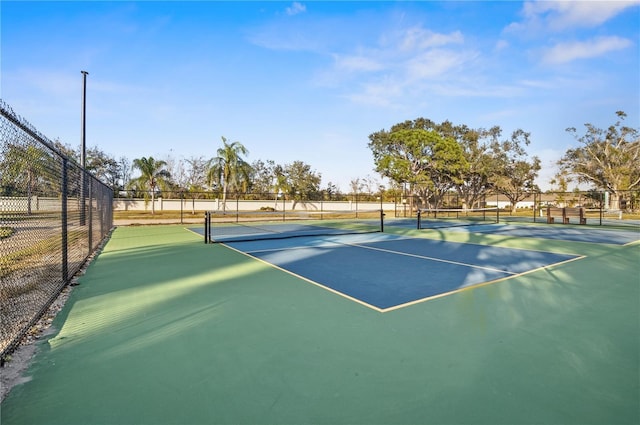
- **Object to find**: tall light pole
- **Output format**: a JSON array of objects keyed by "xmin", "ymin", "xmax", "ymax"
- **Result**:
[
  {"xmin": 81, "ymin": 70, "xmax": 88, "ymax": 168},
  {"xmin": 80, "ymin": 71, "xmax": 89, "ymax": 226}
]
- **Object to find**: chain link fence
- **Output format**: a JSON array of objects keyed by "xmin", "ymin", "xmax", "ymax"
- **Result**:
[
  {"xmin": 391, "ymin": 190, "xmax": 640, "ymax": 228},
  {"xmin": 112, "ymin": 188, "xmax": 639, "ymax": 229},
  {"xmin": 0, "ymin": 100, "xmax": 114, "ymax": 361}
]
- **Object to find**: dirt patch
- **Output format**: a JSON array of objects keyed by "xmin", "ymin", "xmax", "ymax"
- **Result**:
[{"xmin": 0, "ymin": 343, "xmax": 36, "ymax": 400}]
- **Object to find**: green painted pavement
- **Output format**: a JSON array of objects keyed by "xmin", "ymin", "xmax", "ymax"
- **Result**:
[{"xmin": 1, "ymin": 225, "xmax": 638, "ymax": 424}]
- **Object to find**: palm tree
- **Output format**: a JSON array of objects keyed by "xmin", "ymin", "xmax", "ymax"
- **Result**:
[
  {"xmin": 130, "ymin": 157, "xmax": 171, "ymax": 214},
  {"xmin": 272, "ymin": 166, "xmax": 290, "ymax": 210},
  {"xmin": 207, "ymin": 137, "xmax": 251, "ymax": 211}
]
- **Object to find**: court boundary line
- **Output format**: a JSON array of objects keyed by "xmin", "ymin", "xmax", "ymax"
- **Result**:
[
  {"xmin": 242, "ymin": 234, "xmax": 583, "ymax": 272},
  {"xmin": 244, "ymin": 240, "xmax": 520, "ymax": 276},
  {"xmin": 339, "ymin": 241, "xmax": 520, "ymax": 276},
  {"xmin": 374, "ymin": 232, "xmax": 589, "ymax": 257},
  {"xmin": 185, "ymin": 227, "xmax": 204, "ymax": 238},
  {"xmin": 215, "ymin": 236, "xmax": 587, "ymax": 313},
  {"xmin": 418, "ymin": 222, "xmax": 640, "ymax": 246},
  {"xmin": 379, "ymin": 255, "xmax": 586, "ymax": 312},
  {"xmin": 219, "ymin": 243, "xmax": 386, "ymax": 313}
]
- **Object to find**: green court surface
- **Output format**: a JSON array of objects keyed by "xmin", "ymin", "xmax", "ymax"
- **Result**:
[{"xmin": 1, "ymin": 224, "xmax": 638, "ymax": 425}]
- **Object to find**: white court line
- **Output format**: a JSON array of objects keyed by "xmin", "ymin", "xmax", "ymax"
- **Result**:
[
  {"xmin": 221, "ymin": 235, "xmax": 586, "ymax": 313},
  {"xmin": 242, "ymin": 238, "xmax": 518, "ymax": 276},
  {"xmin": 342, "ymin": 241, "xmax": 519, "ymax": 275}
]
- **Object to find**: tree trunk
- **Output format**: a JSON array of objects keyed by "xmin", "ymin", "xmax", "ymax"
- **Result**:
[
  {"xmin": 27, "ymin": 170, "xmax": 33, "ymax": 215},
  {"xmin": 609, "ymin": 192, "xmax": 620, "ymax": 210},
  {"xmin": 221, "ymin": 182, "xmax": 227, "ymax": 212}
]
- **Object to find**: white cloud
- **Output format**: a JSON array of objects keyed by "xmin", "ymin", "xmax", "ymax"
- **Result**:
[
  {"xmin": 332, "ymin": 54, "xmax": 383, "ymax": 72},
  {"xmin": 512, "ymin": 0, "xmax": 640, "ymax": 32},
  {"xmin": 323, "ymin": 27, "xmax": 477, "ymax": 107},
  {"xmin": 405, "ymin": 49, "xmax": 471, "ymax": 80},
  {"xmin": 343, "ymin": 77, "xmax": 405, "ymax": 108},
  {"xmin": 542, "ymin": 36, "xmax": 633, "ymax": 64},
  {"xmin": 494, "ymin": 39, "xmax": 509, "ymax": 51},
  {"xmin": 397, "ymin": 27, "xmax": 464, "ymax": 51},
  {"xmin": 285, "ymin": 2, "xmax": 306, "ymax": 16}
]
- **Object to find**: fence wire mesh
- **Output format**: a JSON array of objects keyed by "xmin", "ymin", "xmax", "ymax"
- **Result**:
[
  {"xmin": 0, "ymin": 100, "xmax": 113, "ymax": 360},
  {"xmin": 396, "ymin": 190, "xmax": 640, "ymax": 228}
]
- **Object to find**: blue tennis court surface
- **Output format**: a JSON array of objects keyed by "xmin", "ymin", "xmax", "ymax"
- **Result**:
[
  {"xmin": 224, "ymin": 234, "xmax": 581, "ymax": 311},
  {"xmin": 439, "ymin": 223, "xmax": 639, "ymax": 245},
  {"xmin": 385, "ymin": 218, "xmax": 640, "ymax": 245}
]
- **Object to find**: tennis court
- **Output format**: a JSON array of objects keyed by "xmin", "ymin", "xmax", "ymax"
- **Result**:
[
  {"xmin": 1, "ymin": 220, "xmax": 639, "ymax": 424},
  {"xmin": 387, "ymin": 215, "xmax": 640, "ymax": 245},
  {"xmin": 467, "ymin": 223, "xmax": 639, "ymax": 245},
  {"xmin": 217, "ymin": 233, "xmax": 581, "ymax": 311}
]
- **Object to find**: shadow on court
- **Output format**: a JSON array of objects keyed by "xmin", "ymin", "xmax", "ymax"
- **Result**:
[{"xmin": 1, "ymin": 225, "xmax": 638, "ymax": 425}]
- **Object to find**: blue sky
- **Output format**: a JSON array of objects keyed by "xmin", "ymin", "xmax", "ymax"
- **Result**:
[{"xmin": 2, "ymin": 1, "xmax": 639, "ymax": 192}]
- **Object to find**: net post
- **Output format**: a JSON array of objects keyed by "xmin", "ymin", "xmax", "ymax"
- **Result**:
[
  {"xmin": 208, "ymin": 211, "xmax": 213, "ymax": 243},
  {"xmin": 416, "ymin": 209, "xmax": 421, "ymax": 229},
  {"xmin": 204, "ymin": 211, "xmax": 209, "ymax": 244},
  {"xmin": 380, "ymin": 208, "xmax": 384, "ymax": 232},
  {"xmin": 600, "ymin": 191, "xmax": 603, "ymax": 225}
]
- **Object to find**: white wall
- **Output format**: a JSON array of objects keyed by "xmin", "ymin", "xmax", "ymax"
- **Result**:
[{"xmin": 112, "ymin": 198, "xmax": 394, "ymax": 212}]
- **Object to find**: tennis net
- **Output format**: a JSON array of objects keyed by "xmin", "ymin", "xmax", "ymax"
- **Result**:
[
  {"xmin": 204, "ymin": 209, "xmax": 384, "ymax": 243},
  {"xmin": 417, "ymin": 207, "xmax": 499, "ymax": 229}
]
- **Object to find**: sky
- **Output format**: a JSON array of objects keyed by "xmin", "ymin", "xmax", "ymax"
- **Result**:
[{"xmin": 1, "ymin": 0, "xmax": 639, "ymax": 192}]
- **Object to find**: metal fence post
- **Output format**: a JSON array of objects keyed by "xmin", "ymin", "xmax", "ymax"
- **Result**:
[
  {"xmin": 0, "ymin": 99, "xmax": 114, "ymax": 361},
  {"xmin": 61, "ymin": 158, "xmax": 69, "ymax": 283},
  {"xmin": 88, "ymin": 175, "xmax": 94, "ymax": 250}
]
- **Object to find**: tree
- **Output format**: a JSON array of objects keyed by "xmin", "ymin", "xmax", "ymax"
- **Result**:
[
  {"xmin": 183, "ymin": 156, "xmax": 210, "ymax": 192},
  {"xmin": 118, "ymin": 156, "xmax": 132, "ymax": 195},
  {"xmin": 0, "ymin": 143, "xmax": 59, "ymax": 213},
  {"xmin": 85, "ymin": 146, "xmax": 122, "ymax": 193},
  {"xmin": 207, "ymin": 137, "xmax": 252, "ymax": 211},
  {"xmin": 163, "ymin": 152, "xmax": 187, "ymax": 193},
  {"xmin": 559, "ymin": 111, "xmax": 640, "ymax": 210},
  {"xmin": 279, "ymin": 160, "xmax": 322, "ymax": 209},
  {"xmin": 52, "ymin": 139, "xmax": 79, "ymax": 162},
  {"xmin": 451, "ymin": 126, "xmax": 496, "ymax": 209},
  {"xmin": 349, "ymin": 178, "xmax": 364, "ymax": 195},
  {"xmin": 490, "ymin": 129, "xmax": 541, "ymax": 213},
  {"xmin": 272, "ymin": 164, "xmax": 290, "ymax": 209},
  {"xmin": 368, "ymin": 126, "xmax": 467, "ymax": 208},
  {"xmin": 361, "ymin": 174, "xmax": 381, "ymax": 198},
  {"xmin": 250, "ymin": 159, "xmax": 277, "ymax": 195},
  {"xmin": 324, "ymin": 182, "xmax": 339, "ymax": 200},
  {"xmin": 130, "ymin": 157, "xmax": 171, "ymax": 214}
]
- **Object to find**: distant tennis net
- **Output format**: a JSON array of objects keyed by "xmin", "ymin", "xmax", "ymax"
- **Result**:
[
  {"xmin": 204, "ymin": 209, "xmax": 384, "ymax": 243},
  {"xmin": 417, "ymin": 207, "xmax": 499, "ymax": 229}
]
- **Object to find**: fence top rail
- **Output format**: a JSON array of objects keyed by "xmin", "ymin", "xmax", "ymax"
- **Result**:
[{"xmin": 0, "ymin": 99, "xmax": 70, "ymax": 163}]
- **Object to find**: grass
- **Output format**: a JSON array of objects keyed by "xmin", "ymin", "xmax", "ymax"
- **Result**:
[
  {"xmin": 114, "ymin": 210, "xmax": 206, "ymax": 220},
  {"xmin": 0, "ymin": 226, "xmax": 14, "ymax": 239},
  {"xmin": 0, "ymin": 230, "xmax": 85, "ymax": 290}
]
